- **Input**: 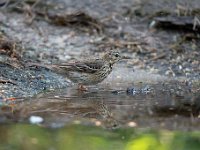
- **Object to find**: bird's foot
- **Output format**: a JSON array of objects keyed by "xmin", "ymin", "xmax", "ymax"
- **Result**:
[{"xmin": 78, "ymin": 84, "xmax": 88, "ymax": 91}]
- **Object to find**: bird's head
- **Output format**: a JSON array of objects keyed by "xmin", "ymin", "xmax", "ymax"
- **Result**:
[{"xmin": 103, "ymin": 50, "xmax": 125, "ymax": 65}]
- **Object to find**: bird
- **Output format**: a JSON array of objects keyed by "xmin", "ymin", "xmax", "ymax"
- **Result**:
[
  {"xmin": 51, "ymin": 50, "xmax": 126, "ymax": 90},
  {"xmin": 49, "ymin": 50, "xmax": 126, "ymax": 90},
  {"xmin": 29, "ymin": 50, "xmax": 126, "ymax": 90}
]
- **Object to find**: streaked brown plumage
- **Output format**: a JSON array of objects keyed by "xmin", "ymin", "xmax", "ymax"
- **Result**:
[{"xmin": 51, "ymin": 50, "xmax": 124, "ymax": 87}]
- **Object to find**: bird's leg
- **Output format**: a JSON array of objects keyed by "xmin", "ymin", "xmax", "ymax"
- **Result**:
[{"xmin": 78, "ymin": 84, "xmax": 88, "ymax": 91}]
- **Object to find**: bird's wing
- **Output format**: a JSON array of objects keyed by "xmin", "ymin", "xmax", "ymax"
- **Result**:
[{"xmin": 56, "ymin": 59, "xmax": 104, "ymax": 74}]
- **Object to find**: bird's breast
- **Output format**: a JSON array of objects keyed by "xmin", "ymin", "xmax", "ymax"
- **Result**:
[
  {"xmin": 92, "ymin": 64, "xmax": 112, "ymax": 81},
  {"xmin": 66, "ymin": 64, "xmax": 113, "ymax": 85}
]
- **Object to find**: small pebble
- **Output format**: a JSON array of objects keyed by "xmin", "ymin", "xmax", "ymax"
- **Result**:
[
  {"xmin": 128, "ymin": 121, "xmax": 137, "ymax": 127},
  {"xmin": 127, "ymin": 87, "xmax": 139, "ymax": 95},
  {"xmin": 95, "ymin": 121, "xmax": 102, "ymax": 126},
  {"xmin": 29, "ymin": 116, "xmax": 44, "ymax": 124},
  {"xmin": 149, "ymin": 20, "xmax": 156, "ymax": 28},
  {"xmin": 142, "ymin": 85, "xmax": 152, "ymax": 94}
]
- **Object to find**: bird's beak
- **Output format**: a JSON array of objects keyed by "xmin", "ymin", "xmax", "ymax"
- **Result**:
[{"xmin": 121, "ymin": 56, "xmax": 131, "ymax": 59}]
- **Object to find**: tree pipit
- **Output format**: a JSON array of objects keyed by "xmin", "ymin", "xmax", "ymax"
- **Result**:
[{"xmin": 29, "ymin": 50, "xmax": 127, "ymax": 91}]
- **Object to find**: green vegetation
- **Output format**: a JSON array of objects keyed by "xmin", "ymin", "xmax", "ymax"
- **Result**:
[{"xmin": 0, "ymin": 124, "xmax": 199, "ymax": 150}]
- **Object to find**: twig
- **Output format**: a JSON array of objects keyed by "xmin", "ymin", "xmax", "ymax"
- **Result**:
[
  {"xmin": 0, "ymin": 79, "xmax": 16, "ymax": 85},
  {"xmin": 193, "ymin": 16, "xmax": 200, "ymax": 30},
  {"xmin": 150, "ymin": 53, "xmax": 166, "ymax": 61}
]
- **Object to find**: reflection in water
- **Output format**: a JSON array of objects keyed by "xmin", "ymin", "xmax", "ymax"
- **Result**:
[{"xmin": 0, "ymin": 82, "xmax": 199, "ymax": 130}]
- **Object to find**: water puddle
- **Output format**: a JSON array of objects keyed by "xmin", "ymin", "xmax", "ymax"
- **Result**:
[{"xmin": 0, "ymin": 77, "xmax": 199, "ymax": 130}]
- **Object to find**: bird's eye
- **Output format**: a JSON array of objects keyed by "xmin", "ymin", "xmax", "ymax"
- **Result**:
[{"xmin": 115, "ymin": 53, "xmax": 119, "ymax": 57}]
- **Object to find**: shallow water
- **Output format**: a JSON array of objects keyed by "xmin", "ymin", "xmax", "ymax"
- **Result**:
[
  {"xmin": 0, "ymin": 68, "xmax": 199, "ymax": 150},
  {"xmin": 0, "ymin": 69, "xmax": 199, "ymax": 131}
]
